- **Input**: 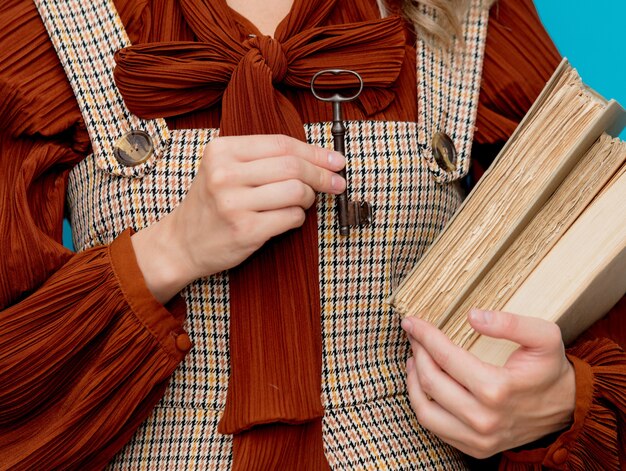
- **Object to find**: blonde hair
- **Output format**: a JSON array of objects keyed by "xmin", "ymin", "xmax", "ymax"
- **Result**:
[{"xmin": 397, "ymin": 0, "xmax": 496, "ymax": 46}]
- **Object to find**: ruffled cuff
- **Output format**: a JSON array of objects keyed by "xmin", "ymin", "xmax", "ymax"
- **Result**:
[
  {"xmin": 499, "ymin": 339, "xmax": 626, "ymax": 470},
  {"xmin": 109, "ymin": 229, "xmax": 191, "ymax": 360},
  {"xmin": 0, "ymin": 229, "xmax": 192, "ymax": 468}
]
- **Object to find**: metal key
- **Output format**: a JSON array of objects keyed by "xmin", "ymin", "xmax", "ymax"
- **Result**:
[{"xmin": 310, "ymin": 69, "xmax": 372, "ymax": 236}]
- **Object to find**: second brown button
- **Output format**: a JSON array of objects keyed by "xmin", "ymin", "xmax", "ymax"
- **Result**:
[
  {"xmin": 175, "ymin": 332, "xmax": 192, "ymax": 352},
  {"xmin": 551, "ymin": 447, "xmax": 568, "ymax": 465},
  {"xmin": 432, "ymin": 132, "xmax": 457, "ymax": 172},
  {"xmin": 113, "ymin": 130, "xmax": 154, "ymax": 167}
]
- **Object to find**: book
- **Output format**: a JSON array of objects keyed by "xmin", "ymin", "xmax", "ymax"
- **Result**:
[
  {"xmin": 470, "ymin": 160, "xmax": 626, "ymax": 364},
  {"xmin": 389, "ymin": 59, "xmax": 626, "ymax": 366},
  {"xmin": 446, "ymin": 135, "xmax": 626, "ymax": 350}
]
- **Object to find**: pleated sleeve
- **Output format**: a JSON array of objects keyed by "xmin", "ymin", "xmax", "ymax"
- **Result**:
[
  {"xmin": 497, "ymin": 301, "xmax": 626, "ymax": 470},
  {"xmin": 471, "ymin": 1, "xmax": 626, "ymax": 469},
  {"xmin": 0, "ymin": 1, "xmax": 190, "ymax": 468}
]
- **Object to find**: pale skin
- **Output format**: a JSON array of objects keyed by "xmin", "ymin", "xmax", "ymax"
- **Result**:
[
  {"xmin": 132, "ymin": 135, "xmax": 347, "ymax": 302},
  {"xmin": 130, "ymin": 0, "xmax": 576, "ymax": 460},
  {"xmin": 402, "ymin": 310, "xmax": 575, "ymax": 458}
]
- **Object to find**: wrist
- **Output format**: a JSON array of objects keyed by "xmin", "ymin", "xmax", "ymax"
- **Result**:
[
  {"xmin": 131, "ymin": 214, "xmax": 195, "ymax": 304},
  {"xmin": 555, "ymin": 356, "xmax": 577, "ymax": 430}
]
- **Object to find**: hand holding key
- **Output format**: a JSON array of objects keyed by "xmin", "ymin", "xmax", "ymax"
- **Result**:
[{"xmin": 131, "ymin": 134, "xmax": 346, "ymax": 303}]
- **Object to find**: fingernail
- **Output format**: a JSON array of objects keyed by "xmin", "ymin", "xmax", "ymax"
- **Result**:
[
  {"xmin": 470, "ymin": 309, "xmax": 492, "ymax": 324},
  {"xmin": 406, "ymin": 356, "xmax": 415, "ymax": 372},
  {"xmin": 401, "ymin": 317, "xmax": 413, "ymax": 333},
  {"xmin": 331, "ymin": 175, "xmax": 346, "ymax": 192},
  {"xmin": 328, "ymin": 152, "xmax": 345, "ymax": 168},
  {"xmin": 331, "ymin": 175, "xmax": 338, "ymax": 190}
]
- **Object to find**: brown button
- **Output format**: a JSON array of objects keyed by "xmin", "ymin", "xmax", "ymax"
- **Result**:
[
  {"xmin": 113, "ymin": 130, "xmax": 154, "ymax": 167},
  {"xmin": 552, "ymin": 447, "xmax": 568, "ymax": 465},
  {"xmin": 174, "ymin": 332, "xmax": 192, "ymax": 352},
  {"xmin": 432, "ymin": 132, "xmax": 457, "ymax": 172}
]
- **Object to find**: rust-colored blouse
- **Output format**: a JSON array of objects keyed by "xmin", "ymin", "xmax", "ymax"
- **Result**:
[{"xmin": 0, "ymin": 0, "xmax": 624, "ymax": 469}]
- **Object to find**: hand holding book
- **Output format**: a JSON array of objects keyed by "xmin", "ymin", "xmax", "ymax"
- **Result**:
[
  {"xmin": 392, "ymin": 60, "xmax": 626, "ymax": 461},
  {"xmin": 402, "ymin": 310, "xmax": 575, "ymax": 458},
  {"xmin": 391, "ymin": 60, "xmax": 626, "ymax": 365}
]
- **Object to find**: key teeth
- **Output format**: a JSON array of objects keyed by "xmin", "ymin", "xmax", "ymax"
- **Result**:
[{"xmin": 348, "ymin": 201, "xmax": 372, "ymax": 227}]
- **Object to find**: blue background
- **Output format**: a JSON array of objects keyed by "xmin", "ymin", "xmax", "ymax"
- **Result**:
[
  {"xmin": 534, "ymin": 0, "xmax": 625, "ymax": 139},
  {"xmin": 61, "ymin": 2, "xmax": 626, "ymax": 249}
]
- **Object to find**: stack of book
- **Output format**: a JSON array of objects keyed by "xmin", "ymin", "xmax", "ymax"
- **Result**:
[{"xmin": 390, "ymin": 60, "xmax": 626, "ymax": 366}]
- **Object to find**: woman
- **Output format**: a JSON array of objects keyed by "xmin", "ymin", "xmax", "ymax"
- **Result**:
[{"xmin": 0, "ymin": 0, "xmax": 624, "ymax": 469}]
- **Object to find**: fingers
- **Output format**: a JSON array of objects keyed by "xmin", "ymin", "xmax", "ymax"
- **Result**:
[
  {"xmin": 208, "ymin": 134, "xmax": 346, "ymax": 171},
  {"xmin": 405, "ymin": 357, "xmax": 496, "ymax": 458},
  {"xmin": 411, "ymin": 342, "xmax": 489, "ymax": 431},
  {"xmin": 237, "ymin": 156, "xmax": 346, "ymax": 194},
  {"xmin": 245, "ymin": 180, "xmax": 316, "ymax": 211},
  {"xmin": 180, "ymin": 134, "xmax": 347, "ymax": 278},
  {"xmin": 250, "ymin": 206, "xmax": 307, "ymax": 242},
  {"xmin": 404, "ymin": 313, "xmax": 574, "ymax": 459},
  {"xmin": 205, "ymin": 135, "xmax": 347, "ymax": 195},
  {"xmin": 468, "ymin": 309, "xmax": 563, "ymax": 353},
  {"xmin": 402, "ymin": 316, "xmax": 497, "ymax": 394}
]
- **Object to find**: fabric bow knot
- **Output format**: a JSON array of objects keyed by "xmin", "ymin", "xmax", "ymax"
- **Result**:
[
  {"xmin": 113, "ymin": 16, "xmax": 406, "ymax": 136},
  {"xmin": 244, "ymin": 35, "xmax": 289, "ymax": 83}
]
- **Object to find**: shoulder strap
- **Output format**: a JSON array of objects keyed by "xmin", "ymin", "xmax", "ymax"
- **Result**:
[
  {"xmin": 416, "ymin": 0, "xmax": 489, "ymax": 183},
  {"xmin": 34, "ymin": 0, "xmax": 170, "ymax": 177}
]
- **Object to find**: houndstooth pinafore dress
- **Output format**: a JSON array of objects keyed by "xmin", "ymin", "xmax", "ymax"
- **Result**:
[{"xmin": 35, "ymin": 0, "xmax": 489, "ymax": 468}]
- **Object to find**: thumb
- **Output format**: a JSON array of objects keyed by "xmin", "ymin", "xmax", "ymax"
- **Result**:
[{"xmin": 468, "ymin": 309, "xmax": 563, "ymax": 353}]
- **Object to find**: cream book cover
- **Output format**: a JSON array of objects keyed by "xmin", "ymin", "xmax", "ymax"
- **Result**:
[{"xmin": 390, "ymin": 59, "xmax": 626, "ymax": 365}]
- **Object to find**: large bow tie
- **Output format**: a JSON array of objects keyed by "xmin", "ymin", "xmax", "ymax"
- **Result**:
[
  {"xmin": 114, "ymin": 0, "xmax": 406, "ymax": 469},
  {"xmin": 113, "ymin": 8, "xmax": 406, "ymax": 136}
]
